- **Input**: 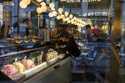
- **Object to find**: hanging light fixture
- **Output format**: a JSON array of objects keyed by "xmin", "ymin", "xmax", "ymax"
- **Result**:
[
  {"xmin": 62, "ymin": 17, "xmax": 67, "ymax": 22},
  {"xmin": 40, "ymin": 2, "xmax": 46, "ymax": 7},
  {"xmin": 36, "ymin": 7, "xmax": 42, "ymax": 14},
  {"xmin": 52, "ymin": 11, "xmax": 57, "ymax": 16},
  {"xmin": 49, "ymin": 3, "xmax": 55, "ymax": 8},
  {"xmin": 59, "ymin": 15, "xmax": 64, "ymax": 19},
  {"xmin": 41, "ymin": 6, "xmax": 48, "ymax": 12},
  {"xmin": 19, "ymin": 0, "xmax": 31, "ymax": 8},
  {"xmin": 36, "ymin": 0, "xmax": 43, "ymax": 2},
  {"xmin": 26, "ymin": 0, "xmax": 31, "ymax": 5},
  {"xmin": 19, "ymin": 1, "xmax": 27, "ymax": 8},
  {"xmin": 58, "ymin": 8, "xmax": 63, "ymax": 14},
  {"xmin": 49, "ymin": 3, "xmax": 55, "ymax": 11},
  {"xmin": 67, "ymin": 20, "xmax": 71, "ymax": 23},
  {"xmin": 65, "ymin": 18, "xmax": 70, "ymax": 22},
  {"xmin": 69, "ymin": 14, "xmax": 73, "ymax": 19},
  {"xmin": 49, "ymin": 12, "xmax": 54, "ymax": 17},
  {"xmin": 49, "ymin": 11, "xmax": 57, "ymax": 17},
  {"xmin": 56, "ymin": 15, "xmax": 61, "ymax": 20},
  {"xmin": 97, "ymin": 0, "xmax": 101, "ymax": 1},
  {"xmin": 64, "ymin": 11, "xmax": 69, "ymax": 17}
]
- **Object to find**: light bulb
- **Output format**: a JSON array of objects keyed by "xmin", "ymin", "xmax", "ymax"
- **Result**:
[
  {"xmin": 65, "ymin": 11, "xmax": 69, "ymax": 17},
  {"xmin": 19, "ymin": 1, "xmax": 27, "ymax": 8},
  {"xmin": 51, "ymin": 7, "xmax": 55, "ymax": 11},
  {"xmin": 69, "ymin": 14, "xmax": 73, "ymax": 19},
  {"xmin": 36, "ymin": 0, "xmax": 42, "ymax": 2},
  {"xmin": 22, "ymin": 0, "xmax": 31, "ymax": 5},
  {"xmin": 40, "ymin": 2, "xmax": 46, "ymax": 7},
  {"xmin": 57, "ymin": 15, "xmax": 61, "ymax": 20},
  {"xmin": 74, "ymin": 17, "xmax": 76, "ymax": 20},
  {"xmin": 40, "ymin": 6, "xmax": 47, "ymax": 12},
  {"xmin": 25, "ymin": 0, "xmax": 31, "ymax": 5},
  {"xmin": 62, "ymin": 18, "xmax": 66, "ymax": 22},
  {"xmin": 49, "ymin": 12, "xmax": 54, "ymax": 17},
  {"xmin": 67, "ymin": 20, "xmax": 71, "ymax": 23},
  {"xmin": 52, "ymin": 11, "xmax": 57, "ymax": 16},
  {"xmin": 49, "ymin": 3, "xmax": 55, "ymax": 8},
  {"xmin": 97, "ymin": 0, "xmax": 101, "ymax": 2},
  {"xmin": 60, "ymin": 15, "xmax": 64, "ymax": 19},
  {"xmin": 36, "ymin": 7, "xmax": 42, "ymax": 14},
  {"xmin": 58, "ymin": 8, "xmax": 63, "ymax": 14}
]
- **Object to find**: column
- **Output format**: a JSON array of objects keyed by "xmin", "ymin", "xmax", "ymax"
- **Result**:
[
  {"xmin": 121, "ymin": 0, "xmax": 125, "ymax": 47},
  {"xmin": 81, "ymin": 0, "xmax": 88, "ymax": 16},
  {"xmin": 3, "ymin": 0, "xmax": 12, "ymax": 37}
]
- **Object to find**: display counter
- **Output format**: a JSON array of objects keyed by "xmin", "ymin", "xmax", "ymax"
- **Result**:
[{"xmin": 0, "ymin": 47, "xmax": 71, "ymax": 83}]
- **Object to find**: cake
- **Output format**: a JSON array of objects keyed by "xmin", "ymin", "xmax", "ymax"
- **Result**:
[
  {"xmin": 13, "ymin": 62, "xmax": 25, "ymax": 73},
  {"xmin": 22, "ymin": 59, "xmax": 35, "ymax": 69},
  {"xmin": 1, "ymin": 64, "xmax": 18, "ymax": 76}
]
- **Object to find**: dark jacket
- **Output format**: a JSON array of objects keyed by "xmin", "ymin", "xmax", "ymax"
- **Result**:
[{"xmin": 66, "ymin": 37, "xmax": 81, "ymax": 57}]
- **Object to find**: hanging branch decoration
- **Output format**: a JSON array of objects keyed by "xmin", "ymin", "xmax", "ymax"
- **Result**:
[{"xmin": 19, "ymin": 0, "xmax": 88, "ymax": 27}]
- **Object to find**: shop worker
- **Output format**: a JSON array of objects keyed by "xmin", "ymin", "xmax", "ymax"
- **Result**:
[{"xmin": 59, "ymin": 31, "xmax": 81, "ymax": 57}]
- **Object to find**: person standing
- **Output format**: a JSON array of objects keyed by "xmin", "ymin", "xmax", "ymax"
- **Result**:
[
  {"xmin": 59, "ymin": 30, "xmax": 81, "ymax": 57},
  {"xmin": 85, "ymin": 25, "xmax": 93, "ymax": 42}
]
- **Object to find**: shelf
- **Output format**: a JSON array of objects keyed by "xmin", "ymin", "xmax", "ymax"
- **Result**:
[{"xmin": 0, "ymin": 47, "xmax": 43, "ymax": 58}]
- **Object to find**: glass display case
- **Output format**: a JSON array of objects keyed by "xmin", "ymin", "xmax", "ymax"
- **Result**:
[{"xmin": 0, "ymin": 47, "xmax": 71, "ymax": 83}]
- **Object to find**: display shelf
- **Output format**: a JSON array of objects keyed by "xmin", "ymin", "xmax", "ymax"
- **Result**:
[
  {"xmin": 0, "ymin": 46, "xmax": 69, "ymax": 83},
  {"xmin": 0, "ymin": 47, "xmax": 43, "ymax": 58}
]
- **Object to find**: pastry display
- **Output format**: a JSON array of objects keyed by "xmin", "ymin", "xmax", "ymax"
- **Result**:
[
  {"xmin": 58, "ymin": 54, "xmax": 65, "ymax": 59},
  {"xmin": 0, "ymin": 47, "xmax": 67, "ymax": 80},
  {"xmin": 1, "ymin": 64, "xmax": 18, "ymax": 77},
  {"xmin": 46, "ymin": 49, "xmax": 58, "ymax": 61},
  {"xmin": 21, "ymin": 58, "xmax": 35, "ymax": 69},
  {"xmin": 13, "ymin": 61, "xmax": 25, "ymax": 73}
]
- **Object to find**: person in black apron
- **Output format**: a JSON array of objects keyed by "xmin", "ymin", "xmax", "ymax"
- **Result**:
[{"xmin": 59, "ymin": 32, "xmax": 81, "ymax": 57}]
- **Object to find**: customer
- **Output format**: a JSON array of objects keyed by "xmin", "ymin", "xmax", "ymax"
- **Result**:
[
  {"xmin": 85, "ymin": 25, "xmax": 93, "ymax": 42},
  {"xmin": 96, "ymin": 48, "xmax": 110, "ymax": 78}
]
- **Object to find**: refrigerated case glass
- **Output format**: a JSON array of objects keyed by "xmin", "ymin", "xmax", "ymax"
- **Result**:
[{"xmin": 0, "ymin": 47, "xmax": 70, "ymax": 83}]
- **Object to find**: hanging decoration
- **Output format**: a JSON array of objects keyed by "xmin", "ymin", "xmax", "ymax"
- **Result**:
[{"xmin": 19, "ymin": 0, "xmax": 87, "ymax": 27}]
